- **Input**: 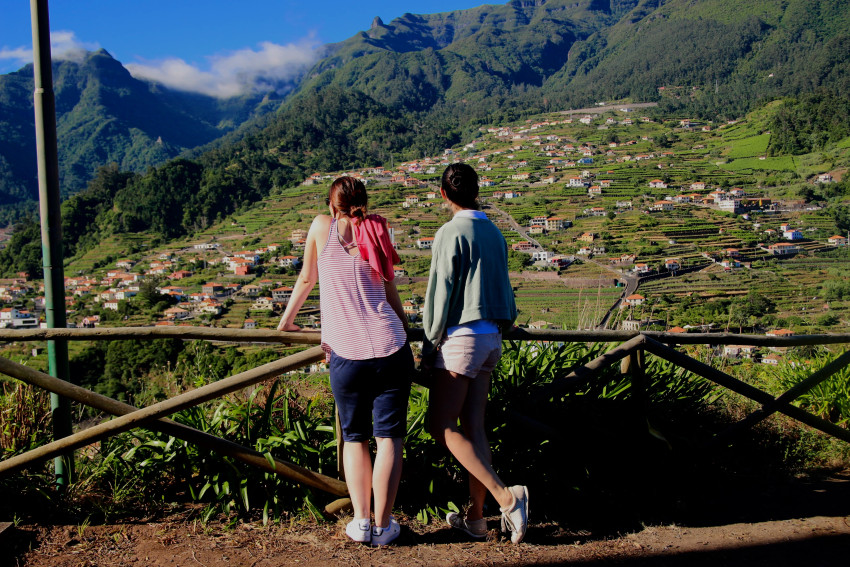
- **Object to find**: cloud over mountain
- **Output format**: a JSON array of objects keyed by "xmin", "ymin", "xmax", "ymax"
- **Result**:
[
  {"xmin": 0, "ymin": 30, "xmax": 100, "ymax": 69},
  {"xmin": 125, "ymin": 39, "xmax": 322, "ymax": 98}
]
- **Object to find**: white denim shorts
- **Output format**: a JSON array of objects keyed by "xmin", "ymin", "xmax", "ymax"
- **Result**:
[{"xmin": 433, "ymin": 333, "xmax": 502, "ymax": 379}]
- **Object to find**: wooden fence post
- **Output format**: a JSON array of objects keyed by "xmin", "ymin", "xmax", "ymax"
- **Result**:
[{"xmin": 622, "ymin": 349, "xmax": 647, "ymax": 428}]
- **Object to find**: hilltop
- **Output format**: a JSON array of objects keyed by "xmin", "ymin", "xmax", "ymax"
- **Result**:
[{"xmin": 2, "ymin": 0, "xmax": 850, "ymax": 220}]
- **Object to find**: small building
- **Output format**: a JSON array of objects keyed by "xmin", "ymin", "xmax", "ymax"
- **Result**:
[
  {"xmin": 271, "ymin": 286, "xmax": 294, "ymax": 303},
  {"xmin": 202, "ymin": 283, "xmax": 225, "ymax": 297},
  {"xmin": 761, "ymin": 354, "xmax": 782, "ymax": 365},
  {"xmin": 546, "ymin": 217, "xmax": 568, "ymax": 231},
  {"xmin": 252, "ymin": 297, "xmax": 275, "ymax": 311},
  {"xmin": 164, "ymin": 307, "xmax": 190, "ymax": 321},
  {"xmin": 767, "ymin": 242, "xmax": 800, "ymax": 255}
]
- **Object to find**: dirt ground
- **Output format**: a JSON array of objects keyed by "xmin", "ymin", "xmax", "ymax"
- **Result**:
[
  {"xmin": 4, "ymin": 514, "xmax": 849, "ymax": 567},
  {"xmin": 5, "ymin": 470, "xmax": 849, "ymax": 567}
]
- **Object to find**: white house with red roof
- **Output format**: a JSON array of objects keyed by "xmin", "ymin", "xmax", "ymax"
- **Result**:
[{"xmin": 271, "ymin": 287, "xmax": 294, "ymax": 302}]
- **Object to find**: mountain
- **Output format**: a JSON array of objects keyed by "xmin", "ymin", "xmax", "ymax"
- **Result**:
[
  {"xmin": 297, "ymin": 0, "xmax": 850, "ymax": 119},
  {"xmin": 0, "ymin": 49, "xmax": 277, "ymax": 217},
  {"xmin": 301, "ymin": 0, "xmax": 631, "ymax": 113},
  {"xmin": 1, "ymin": 0, "xmax": 849, "ymax": 234}
]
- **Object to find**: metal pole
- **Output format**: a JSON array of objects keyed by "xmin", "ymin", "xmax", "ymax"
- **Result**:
[{"xmin": 30, "ymin": 0, "xmax": 73, "ymax": 486}]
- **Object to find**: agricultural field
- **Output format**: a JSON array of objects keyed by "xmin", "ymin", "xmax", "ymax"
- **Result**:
[{"xmin": 512, "ymin": 278, "xmax": 623, "ymax": 329}]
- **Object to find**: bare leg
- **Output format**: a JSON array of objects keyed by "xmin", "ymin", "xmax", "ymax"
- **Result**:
[
  {"xmin": 372, "ymin": 437, "xmax": 403, "ymax": 528},
  {"xmin": 343, "ymin": 441, "xmax": 372, "ymax": 520},
  {"xmin": 429, "ymin": 368, "xmax": 513, "ymax": 510},
  {"xmin": 459, "ymin": 371, "xmax": 492, "ymax": 521}
]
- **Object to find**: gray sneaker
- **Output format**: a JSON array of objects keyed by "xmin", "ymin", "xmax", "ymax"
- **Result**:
[
  {"xmin": 446, "ymin": 512, "xmax": 487, "ymax": 539},
  {"xmin": 371, "ymin": 517, "xmax": 401, "ymax": 546},
  {"xmin": 345, "ymin": 518, "xmax": 371, "ymax": 544},
  {"xmin": 499, "ymin": 485, "xmax": 528, "ymax": 544}
]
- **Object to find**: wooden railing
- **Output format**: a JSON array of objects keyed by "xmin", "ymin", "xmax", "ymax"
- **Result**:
[{"xmin": 1, "ymin": 327, "xmax": 848, "ymax": 515}]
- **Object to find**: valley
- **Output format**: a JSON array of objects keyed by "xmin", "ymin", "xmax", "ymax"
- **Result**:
[{"xmin": 4, "ymin": 100, "xmax": 848, "ymax": 374}]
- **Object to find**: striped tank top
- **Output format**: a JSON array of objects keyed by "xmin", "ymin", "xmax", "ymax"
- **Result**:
[{"xmin": 318, "ymin": 218, "xmax": 407, "ymax": 360}]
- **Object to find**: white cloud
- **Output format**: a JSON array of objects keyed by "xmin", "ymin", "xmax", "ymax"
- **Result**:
[
  {"xmin": 0, "ymin": 31, "xmax": 99, "ymax": 70},
  {"xmin": 50, "ymin": 31, "xmax": 100, "ymax": 64},
  {"xmin": 126, "ymin": 39, "xmax": 322, "ymax": 98},
  {"xmin": 0, "ymin": 46, "xmax": 32, "ymax": 66}
]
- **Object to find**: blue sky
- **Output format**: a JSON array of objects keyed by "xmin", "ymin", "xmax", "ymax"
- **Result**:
[{"xmin": 1, "ymin": 0, "xmax": 494, "ymax": 97}]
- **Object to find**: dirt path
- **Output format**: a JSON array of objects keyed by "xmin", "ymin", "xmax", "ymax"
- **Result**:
[
  {"xmin": 6, "ymin": 513, "xmax": 848, "ymax": 566},
  {"xmin": 6, "ymin": 468, "xmax": 849, "ymax": 565}
]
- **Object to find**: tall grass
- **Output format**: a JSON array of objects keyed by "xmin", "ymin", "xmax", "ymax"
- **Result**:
[
  {"xmin": 762, "ymin": 349, "xmax": 850, "ymax": 426},
  {"xmin": 0, "ymin": 341, "xmax": 845, "ymax": 527},
  {"xmin": 1, "ymin": 382, "xmax": 51, "ymax": 455},
  {"xmin": 400, "ymin": 340, "xmax": 716, "ymax": 525}
]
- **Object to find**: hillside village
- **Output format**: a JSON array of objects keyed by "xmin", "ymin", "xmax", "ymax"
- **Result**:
[{"xmin": 1, "ymin": 105, "xmax": 848, "ymax": 368}]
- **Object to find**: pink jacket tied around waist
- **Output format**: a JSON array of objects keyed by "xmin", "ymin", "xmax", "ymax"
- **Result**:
[{"xmin": 352, "ymin": 214, "xmax": 400, "ymax": 282}]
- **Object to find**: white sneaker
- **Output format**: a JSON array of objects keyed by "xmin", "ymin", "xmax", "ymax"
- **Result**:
[
  {"xmin": 370, "ymin": 517, "xmax": 401, "ymax": 546},
  {"xmin": 500, "ymin": 485, "xmax": 529, "ymax": 544},
  {"xmin": 446, "ymin": 512, "xmax": 487, "ymax": 539},
  {"xmin": 345, "ymin": 518, "xmax": 371, "ymax": 543}
]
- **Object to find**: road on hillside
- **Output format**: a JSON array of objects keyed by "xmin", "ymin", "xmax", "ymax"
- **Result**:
[
  {"xmin": 586, "ymin": 257, "xmax": 638, "ymax": 329},
  {"xmin": 486, "ymin": 203, "xmax": 639, "ymax": 329},
  {"xmin": 484, "ymin": 202, "xmax": 543, "ymax": 248}
]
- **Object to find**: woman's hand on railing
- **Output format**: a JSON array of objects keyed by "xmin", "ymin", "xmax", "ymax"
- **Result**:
[{"xmin": 277, "ymin": 322, "xmax": 301, "ymax": 332}]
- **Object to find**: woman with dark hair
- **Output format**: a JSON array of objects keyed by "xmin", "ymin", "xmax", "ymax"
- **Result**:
[
  {"xmin": 278, "ymin": 176, "xmax": 412, "ymax": 546},
  {"xmin": 423, "ymin": 163, "xmax": 528, "ymax": 543}
]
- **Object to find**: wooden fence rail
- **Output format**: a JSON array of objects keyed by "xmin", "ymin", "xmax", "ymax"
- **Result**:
[
  {"xmin": 1, "ymin": 327, "xmax": 848, "ymax": 517},
  {"xmin": 2, "ymin": 326, "xmax": 850, "ymax": 347},
  {"xmin": 0, "ymin": 354, "xmax": 349, "ymax": 502}
]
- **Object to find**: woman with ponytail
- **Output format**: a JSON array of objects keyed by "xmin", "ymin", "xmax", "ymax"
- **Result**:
[
  {"xmin": 423, "ymin": 163, "xmax": 528, "ymax": 543},
  {"xmin": 278, "ymin": 176, "xmax": 412, "ymax": 546}
]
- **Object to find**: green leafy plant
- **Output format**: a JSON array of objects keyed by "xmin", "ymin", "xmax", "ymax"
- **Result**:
[{"xmin": 764, "ymin": 350, "xmax": 850, "ymax": 426}]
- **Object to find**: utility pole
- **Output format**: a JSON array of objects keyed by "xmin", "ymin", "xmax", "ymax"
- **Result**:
[{"xmin": 30, "ymin": 0, "xmax": 73, "ymax": 486}]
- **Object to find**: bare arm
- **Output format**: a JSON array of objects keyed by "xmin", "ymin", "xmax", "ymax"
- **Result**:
[
  {"xmin": 383, "ymin": 278, "xmax": 409, "ymax": 334},
  {"xmin": 277, "ymin": 216, "xmax": 328, "ymax": 331}
]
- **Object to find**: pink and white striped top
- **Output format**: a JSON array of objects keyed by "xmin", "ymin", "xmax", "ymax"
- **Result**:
[{"xmin": 318, "ymin": 218, "xmax": 407, "ymax": 360}]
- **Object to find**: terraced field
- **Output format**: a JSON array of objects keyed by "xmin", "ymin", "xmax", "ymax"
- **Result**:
[
  {"xmin": 512, "ymin": 278, "xmax": 623, "ymax": 329},
  {"xmin": 52, "ymin": 104, "xmax": 849, "ymax": 339}
]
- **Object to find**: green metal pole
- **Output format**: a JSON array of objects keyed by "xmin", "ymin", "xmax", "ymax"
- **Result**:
[{"xmin": 30, "ymin": 0, "xmax": 73, "ymax": 486}]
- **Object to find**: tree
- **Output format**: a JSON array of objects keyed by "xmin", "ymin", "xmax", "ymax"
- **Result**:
[
  {"xmin": 832, "ymin": 206, "xmax": 850, "ymax": 234},
  {"xmin": 137, "ymin": 278, "xmax": 167, "ymax": 308}
]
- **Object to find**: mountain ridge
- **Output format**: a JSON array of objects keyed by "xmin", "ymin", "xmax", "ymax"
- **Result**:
[
  {"xmin": 0, "ymin": 49, "xmax": 275, "ymax": 216},
  {"xmin": 1, "ymin": 0, "xmax": 849, "ymax": 222}
]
